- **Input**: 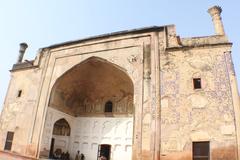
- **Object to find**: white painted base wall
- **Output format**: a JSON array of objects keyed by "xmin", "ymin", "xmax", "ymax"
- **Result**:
[{"xmin": 41, "ymin": 108, "xmax": 133, "ymax": 160}]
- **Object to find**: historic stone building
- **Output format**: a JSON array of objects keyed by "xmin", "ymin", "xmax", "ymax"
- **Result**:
[{"xmin": 0, "ymin": 6, "xmax": 240, "ymax": 160}]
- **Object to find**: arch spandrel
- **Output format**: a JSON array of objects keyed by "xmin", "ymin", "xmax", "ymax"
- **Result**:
[{"xmin": 49, "ymin": 46, "xmax": 143, "ymax": 91}]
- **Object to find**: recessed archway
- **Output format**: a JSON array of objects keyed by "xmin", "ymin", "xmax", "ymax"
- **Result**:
[
  {"xmin": 41, "ymin": 57, "xmax": 134, "ymax": 160},
  {"xmin": 49, "ymin": 118, "xmax": 71, "ymax": 159},
  {"xmin": 52, "ymin": 118, "xmax": 71, "ymax": 136}
]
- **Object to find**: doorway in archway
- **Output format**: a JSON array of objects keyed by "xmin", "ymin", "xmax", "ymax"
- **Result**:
[
  {"xmin": 49, "ymin": 138, "xmax": 55, "ymax": 158},
  {"xmin": 98, "ymin": 144, "xmax": 111, "ymax": 160}
]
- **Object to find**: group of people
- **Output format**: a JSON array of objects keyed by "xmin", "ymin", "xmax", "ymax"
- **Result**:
[
  {"xmin": 51, "ymin": 148, "xmax": 70, "ymax": 160},
  {"xmin": 51, "ymin": 149, "xmax": 84, "ymax": 160},
  {"xmin": 59, "ymin": 152, "xmax": 70, "ymax": 160}
]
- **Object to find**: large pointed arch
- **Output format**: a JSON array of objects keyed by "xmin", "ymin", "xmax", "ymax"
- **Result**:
[{"xmin": 48, "ymin": 56, "xmax": 134, "ymax": 116}]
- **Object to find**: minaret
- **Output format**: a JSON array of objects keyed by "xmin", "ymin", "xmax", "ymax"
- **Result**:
[
  {"xmin": 16, "ymin": 42, "xmax": 28, "ymax": 63},
  {"xmin": 208, "ymin": 6, "xmax": 225, "ymax": 35}
]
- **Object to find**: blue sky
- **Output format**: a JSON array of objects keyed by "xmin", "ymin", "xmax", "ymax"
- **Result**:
[{"xmin": 0, "ymin": 0, "xmax": 240, "ymax": 112}]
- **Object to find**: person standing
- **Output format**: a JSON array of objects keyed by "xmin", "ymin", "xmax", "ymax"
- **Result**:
[{"xmin": 75, "ymin": 150, "xmax": 81, "ymax": 160}]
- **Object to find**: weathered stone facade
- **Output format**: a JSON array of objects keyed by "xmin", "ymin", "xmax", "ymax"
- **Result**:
[{"xmin": 0, "ymin": 6, "xmax": 240, "ymax": 160}]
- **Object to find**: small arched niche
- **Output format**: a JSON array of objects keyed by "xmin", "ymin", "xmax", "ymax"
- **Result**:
[
  {"xmin": 53, "ymin": 118, "xmax": 71, "ymax": 136},
  {"xmin": 105, "ymin": 101, "xmax": 113, "ymax": 113},
  {"xmin": 49, "ymin": 57, "xmax": 134, "ymax": 117}
]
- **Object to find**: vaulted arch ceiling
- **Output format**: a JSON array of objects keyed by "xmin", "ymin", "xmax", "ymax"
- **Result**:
[{"xmin": 49, "ymin": 57, "xmax": 134, "ymax": 116}]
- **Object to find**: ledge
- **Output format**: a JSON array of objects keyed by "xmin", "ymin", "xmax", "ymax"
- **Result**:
[
  {"xmin": 166, "ymin": 42, "xmax": 232, "ymax": 52},
  {"xmin": 10, "ymin": 61, "xmax": 38, "ymax": 72},
  {"xmin": 43, "ymin": 26, "xmax": 166, "ymax": 49},
  {"xmin": 180, "ymin": 35, "xmax": 229, "ymax": 47}
]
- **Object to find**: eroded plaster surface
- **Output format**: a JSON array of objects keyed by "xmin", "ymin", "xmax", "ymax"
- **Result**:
[{"xmin": 159, "ymin": 47, "xmax": 238, "ymax": 159}]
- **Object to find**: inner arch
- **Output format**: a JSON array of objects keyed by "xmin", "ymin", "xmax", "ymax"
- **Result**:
[{"xmin": 49, "ymin": 57, "xmax": 134, "ymax": 117}]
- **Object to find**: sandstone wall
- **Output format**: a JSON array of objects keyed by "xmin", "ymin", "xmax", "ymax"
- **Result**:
[{"xmin": 0, "ymin": 68, "xmax": 43, "ymax": 156}]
